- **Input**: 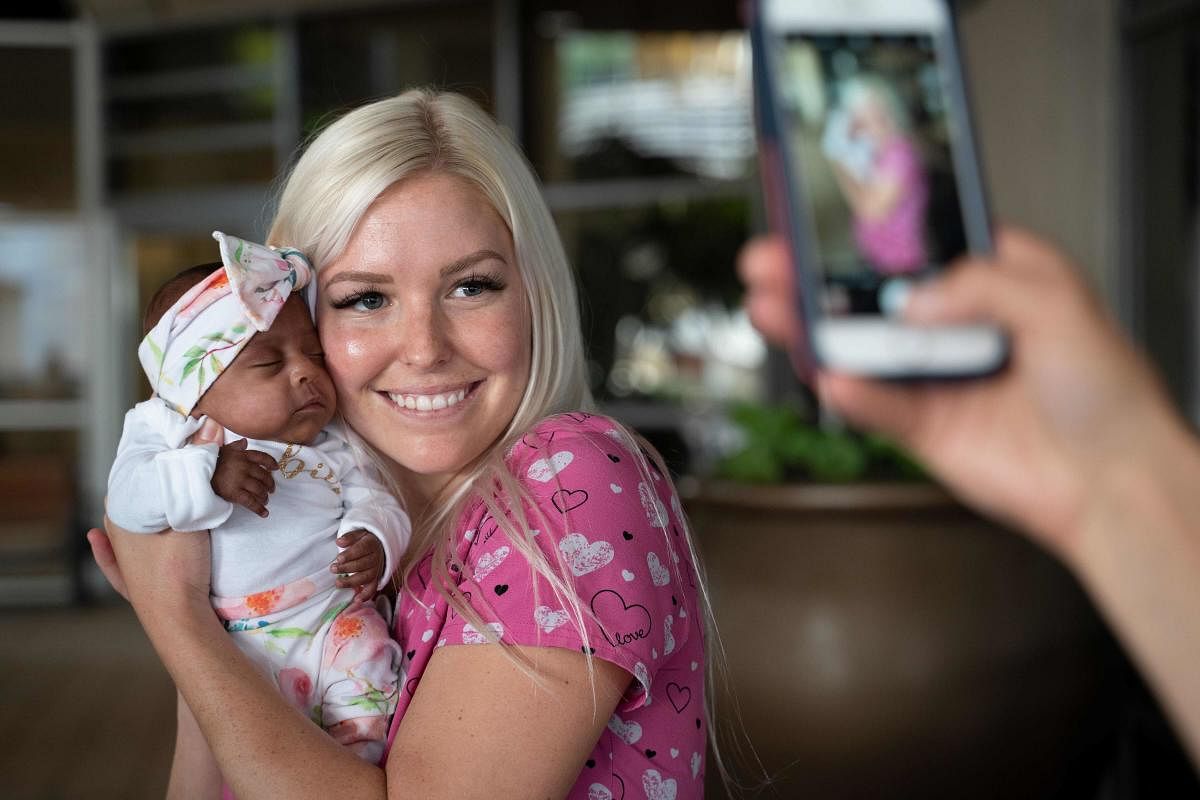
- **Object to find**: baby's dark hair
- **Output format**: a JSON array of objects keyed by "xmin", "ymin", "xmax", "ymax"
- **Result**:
[{"xmin": 141, "ymin": 262, "xmax": 223, "ymax": 337}]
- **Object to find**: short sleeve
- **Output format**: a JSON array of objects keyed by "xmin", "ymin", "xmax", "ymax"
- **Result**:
[{"xmin": 446, "ymin": 413, "xmax": 696, "ymax": 712}]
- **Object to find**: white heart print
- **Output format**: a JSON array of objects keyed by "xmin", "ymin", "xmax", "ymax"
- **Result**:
[
  {"xmin": 461, "ymin": 621, "xmax": 504, "ymax": 645},
  {"xmin": 642, "ymin": 769, "xmax": 678, "ymax": 800},
  {"xmin": 621, "ymin": 569, "xmax": 635, "ymax": 582},
  {"xmin": 587, "ymin": 784, "xmax": 613, "ymax": 800},
  {"xmin": 526, "ymin": 450, "xmax": 574, "ymax": 482},
  {"xmin": 663, "ymin": 614, "xmax": 675, "ymax": 656},
  {"xmin": 610, "ymin": 483, "xmax": 623, "ymax": 494},
  {"xmin": 670, "ymin": 493, "xmax": 684, "ymax": 526},
  {"xmin": 670, "ymin": 748, "xmax": 679, "ymax": 758},
  {"xmin": 606, "ymin": 712, "xmax": 643, "ymax": 745},
  {"xmin": 634, "ymin": 661, "xmax": 651, "ymax": 705},
  {"xmin": 473, "ymin": 546, "xmax": 510, "ymax": 582},
  {"xmin": 647, "ymin": 552, "xmax": 671, "ymax": 587},
  {"xmin": 639, "ymin": 482, "xmax": 668, "ymax": 528},
  {"xmin": 690, "ymin": 752, "xmax": 701, "ymax": 779},
  {"xmin": 559, "ymin": 532, "xmax": 615, "ymax": 577},
  {"xmin": 534, "ymin": 605, "xmax": 569, "ymax": 633}
]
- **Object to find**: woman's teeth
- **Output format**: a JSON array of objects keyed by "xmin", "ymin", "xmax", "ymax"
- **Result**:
[{"xmin": 388, "ymin": 387, "xmax": 468, "ymax": 412}]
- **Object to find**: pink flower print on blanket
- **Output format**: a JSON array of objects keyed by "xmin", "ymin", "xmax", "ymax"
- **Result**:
[
  {"xmin": 212, "ymin": 577, "xmax": 317, "ymax": 621},
  {"xmin": 321, "ymin": 603, "xmax": 401, "ymax": 724},
  {"xmin": 324, "ymin": 603, "xmax": 396, "ymax": 674},
  {"xmin": 277, "ymin": 667, "xmax": 318, "ymax": 721}
]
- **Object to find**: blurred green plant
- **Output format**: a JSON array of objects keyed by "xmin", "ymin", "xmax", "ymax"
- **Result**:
[{"xmin": 716, "ymin": 402, "xmax": 925, "ymax": 484}]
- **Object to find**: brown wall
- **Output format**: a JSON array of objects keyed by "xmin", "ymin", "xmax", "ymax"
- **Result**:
[{"xmin": 958, "ymin": 0, "xmax": 1121, "ymax": 301}]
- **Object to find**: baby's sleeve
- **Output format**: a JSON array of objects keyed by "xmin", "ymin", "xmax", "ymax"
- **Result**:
[
  {"xmin": 107, "ymin": 402, "xmax": 234, "ymax": 534},
  {"xmin": 449, "ymin": 416, "xmax": 694, "ymax": 711},
  {"xmin": 328, "ymin": 433, "xmax": 412, "ymax": 591}
]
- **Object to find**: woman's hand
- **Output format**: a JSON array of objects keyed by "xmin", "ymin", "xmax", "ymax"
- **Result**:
[
  {"xmin": 86, "ymin": 518, "xmax": 212, "ymax": 610},
  {"xmin": 738, "ymin": 228, "xmax": 1183, "ymax": 560},
  {"xmin": 86, "ymin": 526, "xmax": 128, "ymax": 601}
]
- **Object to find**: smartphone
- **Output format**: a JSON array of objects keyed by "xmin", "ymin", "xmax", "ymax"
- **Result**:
[{"xmin": 751, "ymin": 0, "xmax": 1007, "ymax": 378}]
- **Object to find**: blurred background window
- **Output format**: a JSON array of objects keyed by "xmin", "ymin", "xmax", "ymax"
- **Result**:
[
  {"xmin": 522, "ymin": 4, "xmax": 767, "ymax": 470},
  {"xmin": 0, "ymin": 47, "xmax": 75, "ymax": 211}
]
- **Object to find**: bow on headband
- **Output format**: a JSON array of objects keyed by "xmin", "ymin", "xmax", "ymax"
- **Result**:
[{"xmin": 138, "ymin": 231, "xmax": 314, "ymax": 416}]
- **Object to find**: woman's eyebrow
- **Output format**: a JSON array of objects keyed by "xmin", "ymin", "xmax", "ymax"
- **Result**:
[
  {"xmin": 323, "ymin": 270, "xmax": 393, "ymax": 287},
  {"xmin": 441, "ymin": 249, "xmax": 507, "ymax": 279}
]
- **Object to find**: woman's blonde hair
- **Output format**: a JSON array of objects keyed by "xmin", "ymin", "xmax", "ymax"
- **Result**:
[{"xmin": 268, "ymin": 88, "xmax": 751, "ymax": 792}]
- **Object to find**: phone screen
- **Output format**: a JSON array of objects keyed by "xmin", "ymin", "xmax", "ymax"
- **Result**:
[{"xmin": 773, "ymin": 31, "xmax": 970, "ymax": 317}]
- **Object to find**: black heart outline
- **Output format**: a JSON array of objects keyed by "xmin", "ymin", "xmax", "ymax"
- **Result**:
[
  {"xmin": 521, "ymin": 429, "xmax": 556, "ymax": 449},
  {"xmin": 666, "ymin": 682, "xmax": 692, "ymax": 713},
  {"xmin": 552, "ymin": 487, "xmax": 589, "ymax": 512},
  {"xmin": 590, "ymin": 588, "xmax": 652, "ymax": 648}
]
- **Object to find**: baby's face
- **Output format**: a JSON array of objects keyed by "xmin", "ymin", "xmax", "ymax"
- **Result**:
[{"xmin": 193, "ymin": 294, "xmax": 336, "ymax": 443}]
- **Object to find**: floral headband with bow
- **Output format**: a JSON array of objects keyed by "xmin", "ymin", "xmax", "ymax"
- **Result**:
[{"xmin": 139, "ymin": 231, "xmax": 313, "ymax": 416}]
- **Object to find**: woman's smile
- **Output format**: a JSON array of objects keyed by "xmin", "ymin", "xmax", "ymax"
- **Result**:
[{"xmin": 379, "ymin": 380, "xmax": 481, "ymax": 415}]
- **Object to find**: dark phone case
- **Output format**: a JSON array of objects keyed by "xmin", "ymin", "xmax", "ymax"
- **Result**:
[{"xmin": 749, "ymin": 2, "xmax": 819, "ymax": 382}]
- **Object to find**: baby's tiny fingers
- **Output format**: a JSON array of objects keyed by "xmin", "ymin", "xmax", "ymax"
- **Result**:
[
  {"xmin": 241, "ymin": 472, "xmax": 273, "ymax": 500},
  {"xmin": 338, "ymin": 540, "xmax": 379, "ymax": 563},
  {"xmin": 336, "ymin": 530, "xmax": 369, "ymax": 547},
  {"xmin": 331, "ymin": 554, "xmax": 377, "ymax": 574},
  {"xmin": 238, "ymin": 491, "xmax": 269, "ymax": 518},
  {"xmin": 243, "ymin": 449, "xmax": 280, "ymax": 473},
  {"xmin": 341, "ymin": 569, "xmax": 377, "ymax": 588}
]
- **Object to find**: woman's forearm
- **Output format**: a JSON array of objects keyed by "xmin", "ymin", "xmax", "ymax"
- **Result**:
[
  {"xmin": 167, "ymin": 690, "xmax": 222, "ymax": 800},
  {"xmin": 1073, "ymin": 412, "xmax": 1200, "ymax": 765},
  {"xmin": 140, "ymin": 601, "xmax": 390, "ymax": 800}
]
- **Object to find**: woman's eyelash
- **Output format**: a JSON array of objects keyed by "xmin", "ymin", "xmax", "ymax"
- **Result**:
[
  {"xmin": 457, "ymin": 271, "xmax": 506, "ymax": 292},
  {"xmin": 329, "ymin": 286, "xmax": 384, "ymax": 309}
]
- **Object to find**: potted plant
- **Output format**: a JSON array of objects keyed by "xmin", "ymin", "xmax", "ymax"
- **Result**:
[{"xmin": 687, "ymin": 402, "xmax": 1120, "ymax": 799}]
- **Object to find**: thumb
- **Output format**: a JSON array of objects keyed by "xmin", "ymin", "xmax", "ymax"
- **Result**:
[
  {"xmin": 188, "ymin": 417, "xmax": 225, "ymax": 447},
  {"xmin": 903, "ymin": 259, "xmax": 1028, "ymax": 329}
]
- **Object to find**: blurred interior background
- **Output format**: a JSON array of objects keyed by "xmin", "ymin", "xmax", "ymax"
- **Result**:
[{"xmin": 0, "ymin": 0, "xmax": 1197, "ymax": 797}]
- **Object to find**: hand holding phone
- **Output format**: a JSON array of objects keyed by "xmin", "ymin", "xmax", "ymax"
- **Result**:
[{"xmin": 752, "ymin": 0, "xmax": 1007, "ymax": 378}]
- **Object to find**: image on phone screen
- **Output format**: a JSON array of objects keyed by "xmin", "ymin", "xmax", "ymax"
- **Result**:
[{"xmin": 777, "ymin": 33, "xmax": 968, "ymax": 318}]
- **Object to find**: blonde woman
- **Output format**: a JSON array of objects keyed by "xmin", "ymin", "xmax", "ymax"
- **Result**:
[{"xmin": 90, "ymin": 90, "xmax": 711, "ymax": 799}]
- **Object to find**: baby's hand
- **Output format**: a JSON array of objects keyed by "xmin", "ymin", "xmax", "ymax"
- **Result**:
[
  {"xmin": 210, "ymin": 438, "xmax": 278, "ymax": 518},
  {"xmin": 332, "ymin": 530, "xmax": 386, "ymax": 603}
]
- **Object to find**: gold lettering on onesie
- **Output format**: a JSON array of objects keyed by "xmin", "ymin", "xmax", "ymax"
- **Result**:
[{"xmin": 277, "ymin": 443, "xmax": 342, "ymax": 495}]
